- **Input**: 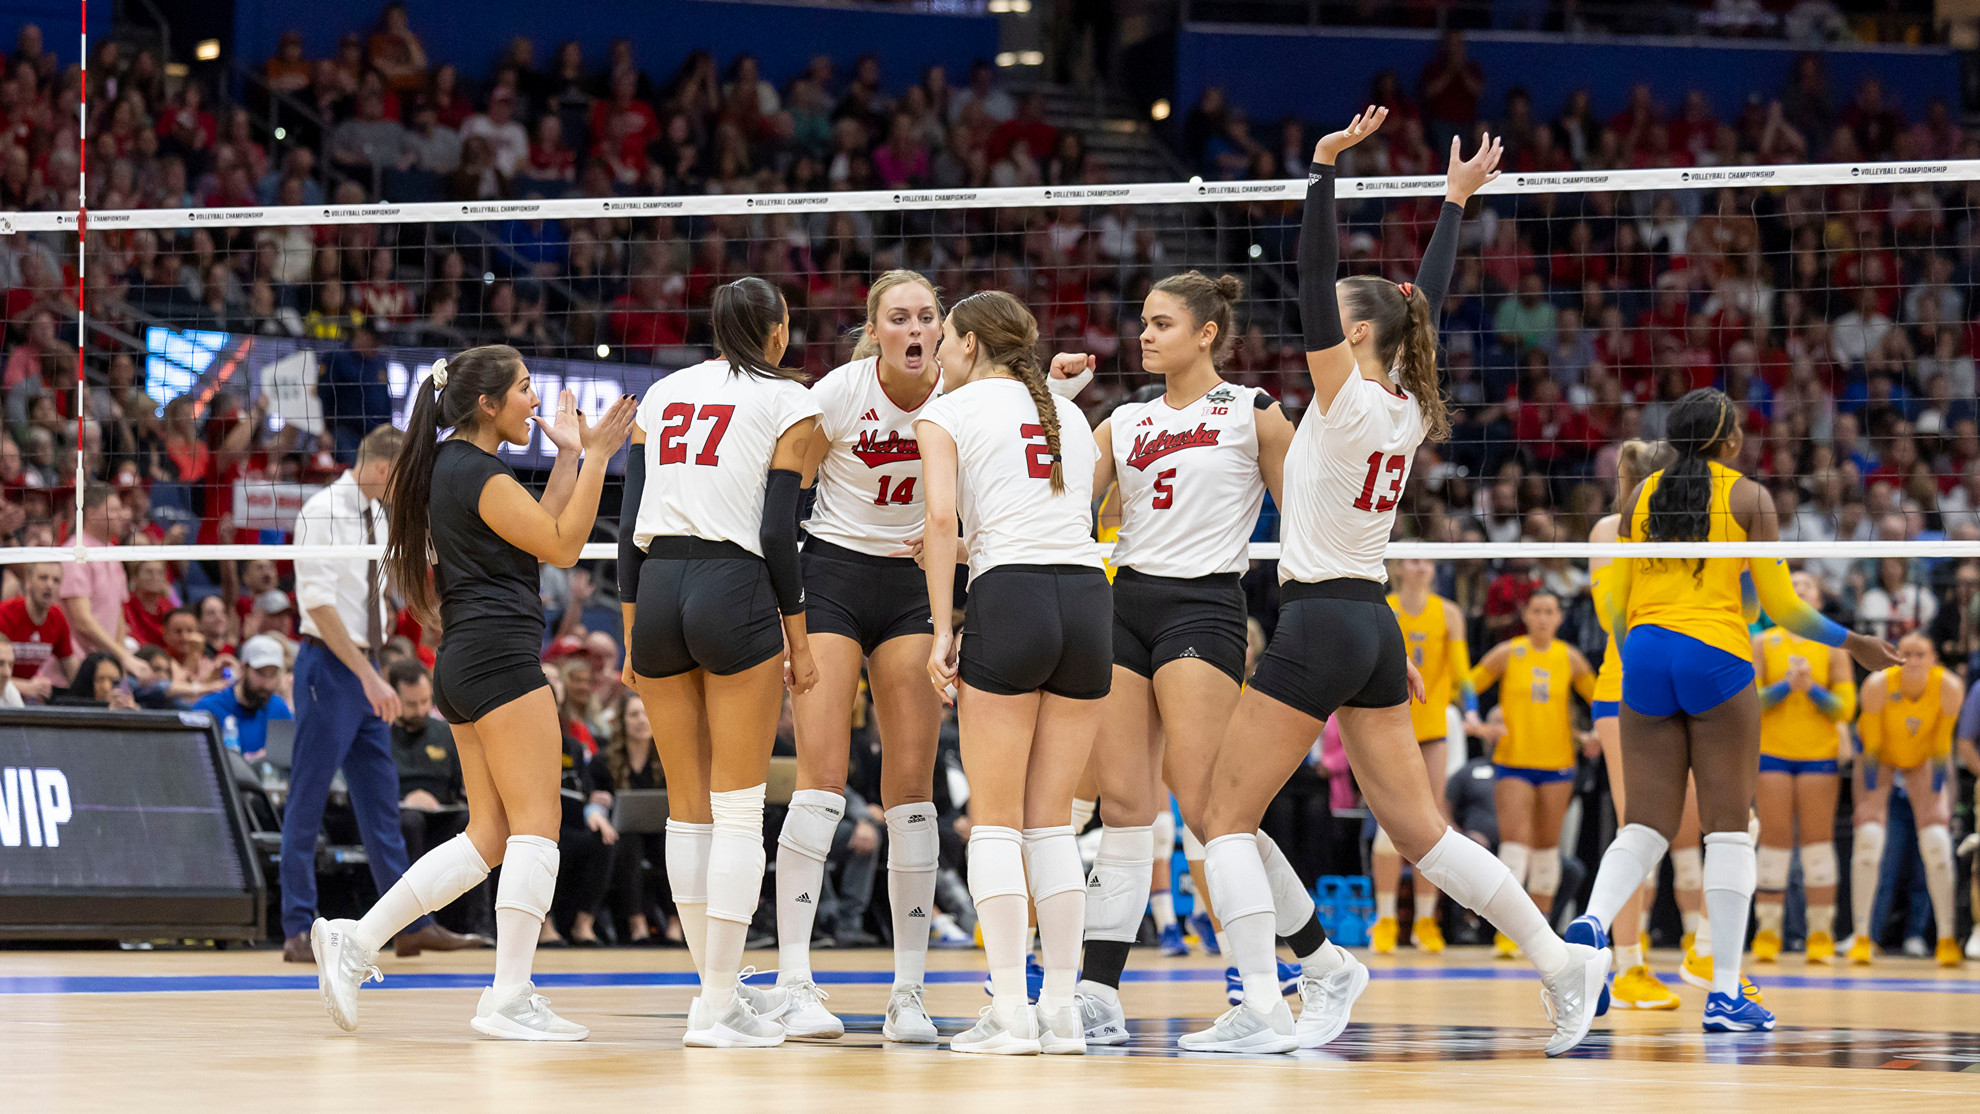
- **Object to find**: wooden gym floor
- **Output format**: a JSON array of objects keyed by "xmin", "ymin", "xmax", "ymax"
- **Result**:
[{"xmin": 3, "ymin": 943, "xmax": 1976, "ymax": 1112}]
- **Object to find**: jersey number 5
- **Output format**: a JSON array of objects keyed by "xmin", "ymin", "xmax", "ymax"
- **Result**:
[
  {"xmin": 656, "ymin": 403, "xmax": 736, "ymax": 466},
  {"xmin": 1353, "ymin": 452, "xmax": 1406, "ymax": 512},
  {"xmin": 1151, "ymin": 468, "xmax": 1176, "ymax": 509},
  {"xmin": 1020, "ymin": 424, "xmax": 1055, "ymax": 479}
]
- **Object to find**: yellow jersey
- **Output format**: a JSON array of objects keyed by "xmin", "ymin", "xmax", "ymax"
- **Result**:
[
  {"xmin": 1590, "ymin": 562, "xmax": 1622, "ymax": 706},
  {"xmin": 1757, "ymin": 628, "xmax": 1854, "ymax": 761},
  {"xmin": 1623, "ymin": 460, "xmax": 1752, "ymax": 661},
  {"xmin": 1487, "ymin": 636, "xmax": 1577, "ymax": 771},
  {"xmin": 1389, "ymin": 592, "xmax": 1471, "ymax": 743},
  {"xmin": 1862, "ymin": 665, "xmax": 1954, "ymax": 770}
]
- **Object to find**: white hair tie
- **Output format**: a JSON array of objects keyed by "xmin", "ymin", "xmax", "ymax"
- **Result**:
[{"xmin": 431, "ymin": 357, "xmax": 449, "ymax": 390}]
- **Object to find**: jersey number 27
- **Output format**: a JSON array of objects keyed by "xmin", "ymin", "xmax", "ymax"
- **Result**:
[{"xmin": 656, "ymin": 403, "xmax": 735, "ymax": 466}]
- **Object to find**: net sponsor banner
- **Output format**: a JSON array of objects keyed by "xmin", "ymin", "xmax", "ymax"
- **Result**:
[{"xmin": 11, "ymin": 160, "xmax": 1979, "ymax": 232}]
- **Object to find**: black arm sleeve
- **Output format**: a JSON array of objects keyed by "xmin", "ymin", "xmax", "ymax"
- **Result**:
[
  {"xmin": 797, "ymin": 482, "xmax": 816, "ymax": 537},
  {"xmin": 617, "ymin": 449, "xmax": 647, "ymax": 604},
  {"xmin": 1413, "ymin": 201, "xmax": 1465, "ymax": 316},
  {"xmin": 1299, "ymin": 161, "xmax": 1348, "ymax": 353},
  {"xmin": 761, "ymin": 468, "xmax": 806, "ymax": 616}
]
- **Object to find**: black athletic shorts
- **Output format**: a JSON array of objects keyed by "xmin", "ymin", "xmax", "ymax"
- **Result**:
[
  {"xmin": 802, "ymin": 537, "xmax": 933, "ymax": 655},
  {"xmin": 960, "ymin": 564, "xmax": 1113, "ymax": 700},
  {"xmin": 433, "ymin": 622, "xmax": 548, "ymax": 725},
  {"xmin": 629, "ymin": 537, "xmax": 784, "ymax": 678},
  {"xmin": 1111, "ymin": 567, "xmax": 1247, "ymax": 684},
  {"xmin": 1246, "ymin": 578, "xmax": 1409, "ymax": 722}
]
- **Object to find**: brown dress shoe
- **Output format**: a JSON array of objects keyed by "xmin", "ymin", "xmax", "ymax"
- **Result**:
[
  {"xmin": 282, "ymin": 932, "xmax": 313, "ymax": 963},
  {"xmin": 395, "ymin": 923, "xmax": 490, "ymax": 957}
]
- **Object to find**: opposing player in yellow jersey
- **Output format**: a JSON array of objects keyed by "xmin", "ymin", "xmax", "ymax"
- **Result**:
[
  {"xmin": 1586, "ymin": 440, "xmax": 1679, "ymax": 1010},
  {"xmin": 1851, "ymin": 632, "xmax": 1964, "ymax": 967},
  {"xmin": 1574, "ymin": 388, "xmax": 1897, "ymax": 1033},
  {"xmin": 1752, "ymin": 570, "xmax": 1856, "ymax": 965},
  {"xmin": 1373, "ymin": 559, "xmax": 1481, "ymax": 955},
  {"xmin": 1470, "ymin": 590, "xmax": 1594, "ymax": 956}
]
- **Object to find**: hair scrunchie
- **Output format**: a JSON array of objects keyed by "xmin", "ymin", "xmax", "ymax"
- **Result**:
[{"xmin": 431, "ymin": 356, "xmax": 449, "ymax": 390}]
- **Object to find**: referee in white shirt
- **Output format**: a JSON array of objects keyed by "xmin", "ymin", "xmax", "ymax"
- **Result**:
[{"xmin": 279, "ymin": 425, "xmax": 485, "ymax": 961}]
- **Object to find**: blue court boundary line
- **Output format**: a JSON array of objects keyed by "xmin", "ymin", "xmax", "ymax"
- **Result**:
[{"xmin": 3, "ymin": 966, "xmax": 1975, "ymax": 996}]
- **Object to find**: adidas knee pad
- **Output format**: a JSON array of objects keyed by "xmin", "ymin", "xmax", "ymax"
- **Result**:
[
  {"xmin": 1070, "ymin": 797, "xmax": 1097, "ymax": 831},
  {"xmin": 708, "ymin": 785, "xmax": 768, "ymax": 926},
  {"xmin": 1496, "ymin": 841, "xmax": 1531, "ymax": 887},
  {"xmin": 1413, "ymin": 829, "xmax": 1504, "ymax": 913},
  {"xmin": 406, "ymin": 832, "xmax": 491, "ymax": 915},
  {"xmin": 777, "ymin": 788, "xmax": 844, "ymax": 862},
  {"xmin": 1800, "ymin": 841, "xmax": 1839, "ymax": 888},
  {"xmin": 1203, "ymin": 832, "xmax": 1276, "ymax": 922},
  {"xmin": 1756, "ymin": 845, "xmax": 1792, "ymax": 894},
  {"xmin": 967, "ymin": 826, "xmax": 1027, "ymax": 902},
  {"xmin": 1151, "ymin": 807, "xmax": 1176, "ymax": 857},
  {"xmin": 665, "ymin": 819, "xmax": 712, "ymax": 904},
  {"xmin": 1022, "ymin": 825, "xmax": 1085, "ymax": 901},
  {"xmin": 885, "ymin": 802, "xmax": 940, "ymax": 873},
  {"xmin": 1525, "ymin": 846, "xmax": 1561, "ymax": 896},
  {"xmin": 1256, "ymin": 830, "xmax": 1317, "ymax": 936},
  {"xmin": 494, "ymin": 834, "xmax": 558, "ymax": 920},
  {"xmin": 1086, "ymin": 825, "xmax": 1155, "ymax": 943},
  {"xmin": 1671, "ymin": 844, "xmax": 1703, "ymax": 893},
  {"xmin": 1372, "ymin": 825, "xmax": 1398, "ymax": 857},
  {"xmin": 1181, "ymin": 823, "xmax": 1206, "ymax": 863},
  {"xmin": 1702, "ymin": 831, "xmax": 1757, "ymax": 897}
]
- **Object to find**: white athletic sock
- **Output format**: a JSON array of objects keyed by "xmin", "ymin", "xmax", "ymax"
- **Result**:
[
  {"xmin": 886, "ymin": 802, "xmax": 940, "ymax": 988},
  {"xmin": 493, "ymin": 834, "xmax": 558, "ymax": 1001},
  {"xmin": 1703, "ymin": 831, "xmax": 1756, "ymax": 998},
  {"xmin": 706, "ymin": 785, "xmax": 769, "ymax": 1013},
  {"xmin": 1681, "ymin": 909, "xmax": 1702, "ymax": 939},
  {"xmin": 1755, "ymin": 901, "xmax": 1784, "ymax": 937},
  {"xmin": 774, "ymin": 789, "xmax": 844, "ymax": 986},
  {"xmin": 1413, "ymin": 890, "xmax": 1439, "ymax": 922},
  {"xmin": 666, "ymin": 820, "xmax": 712, "ymax": 976},
  {"xmin": 1808, "ymin": 903, "xmax": 1836, "ymax": 940},
  {"xmin": 969, "ymin": 826, "xmax": 1029, "ymax": 1020},
  {"xmin": 1585, "ymin": 824, "xmax": 1667, "ymax": 929},
  {"xmin": 1023, "ymin": 826, "xmax": 1086, "ymax": 1012},
  {"xmin": 1415, "ymin": 828, "xmax": 1569, "ymax": 975},
  {"xmin": 1851, "ymin": 821, "xmax": 1886, "ymax": 944},
  {"xmin": 1919, "ymin": 824, "xmax": 1956, "ymax": 942},
  {"xmin": 1617, "ymin": 940, "xmax": 1645, "ymax": 970},
  {"xmin": 353, "ymin": 832, "xmax": 489, "ymax": 955},
  {"xmin": 1150, "ymin": 890, "xmax": 1177, "ymax": 930},
  {"xmin": 1204, "ymin": 833, "xmax": 1278, "ymax": 1015},
  {"xmin": 1304, "ymin": 939, "xmax": 1351, "ymax": 974},
  {"xmin": 1695, "ymin": 913, "xmax": 1713, "ymax": 957},
  {"xmin": 1376, "ymin": 892, "xmax": 1398, "ymax": 920}
]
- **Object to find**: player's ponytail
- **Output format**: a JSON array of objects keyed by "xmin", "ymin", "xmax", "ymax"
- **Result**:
[
  {"xmin": 851, "ymin": 269, "xmax": 943, "ymax": 361},
  {"xmin": 1613, "ymin": 438, "xmax": 1661, "ymax": 514},
  {"xmin": 1339, "ymin": 276, "xmax": 1450, "ymax": 442},
  {"xmin": 1647, "ymin": 388, "xmax": 1738, "ymax": 580},
  {"xmin": 712, "ymin": 276, "xmax": 805, "ymax": 383},
  {"xmin": 384, "ymin": 343, "xmax": 525, "ymax": 627},
  {"xmin": 948, "ymin": 290, "xmax": 1064, "ymax": 494}
]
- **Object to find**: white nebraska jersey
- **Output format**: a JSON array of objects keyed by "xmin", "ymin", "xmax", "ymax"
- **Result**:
[
  {"xmin": 1109, "ymin": 382, "xmax": 1267, "ymax": 578},
  {"xmin": 916, "ymin": 377, "xmax": 1102, "ymax": 580},
  {"xmin": 632, "ymin": 359, "xmax": 822, "ymax": 556},
  {"xmin": 1278, "ymin": 373, "xmax": 1427, "ymax": 585},
  {"xmin": 805, "ymin": 357, "xmax": 941, "ymax": 556}
]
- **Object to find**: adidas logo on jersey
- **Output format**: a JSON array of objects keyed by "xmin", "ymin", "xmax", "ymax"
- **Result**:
[
  {"xmin": 908, "ymin": 906, "xmax": 928, "ymax": 918},
  {"xmin": 1136, "ymin": 417, "xmax": 1154, "ymax": 427},
  {"xmin": 853, "ymin": 429, "xmax": 921, "ymax": 467},
  {"xmin": 796, "ymin": 893, "xmax": 813, "ymax": 904},
  {"xmin": 1125, "ymin": 423, "xmax": 1222, "ymax": 471},
  {"xmin": 861, "ymin": 408, "xmax": 880, "ymax": 421}
]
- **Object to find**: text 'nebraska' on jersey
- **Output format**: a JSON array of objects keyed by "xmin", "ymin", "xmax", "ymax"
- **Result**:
[
  {"xmin": 805, "ymin": 356, "xmax": 942, "ymax": 557},
  {"xmin": 1108, "ymin": 382, "xmax": 1267, "ymax": 579}
]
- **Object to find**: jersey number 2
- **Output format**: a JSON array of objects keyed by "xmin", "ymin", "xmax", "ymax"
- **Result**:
[
  {"xmin": 657, "ymin": 403, "xmax": 735, "ymax": 466},
  {"xmin": 1353, "ymin": 452, "xmax": 1406, "ymax": 512},
  {"xmin": 1020, "ymin": 424, "xmax": 1055, "ymax": 479}
]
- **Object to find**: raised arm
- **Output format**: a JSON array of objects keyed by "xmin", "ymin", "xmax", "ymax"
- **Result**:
[
  {"xmin": 1414, "ymin": 133, "xmax": 1502, "ymax": 314},
  {"xmin": 534, "ymin": 389, "xmax": 588, "ymax": 517},
  {"xmin": 1301, "ymin": 107, "xmax": 1386, "ymax": 415},
  {"xmin": 481, "ymin": 395, "xmax": 638, "ymax": 568}
]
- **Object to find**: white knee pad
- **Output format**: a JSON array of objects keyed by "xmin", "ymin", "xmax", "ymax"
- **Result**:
[
  {"xmin": 1372, "ymin": 825, "xmax": 1398, "ymax": 857},
  {"xmin": 1671, "ymin": 844, "xmax": 1703, "ymax": 893},
  {"xmin": 1181, "ymin": 823, "xmax": 1206, "ymax": 863},
  {"xmin": 708, "ymin": 785, "xmax": 768, "ymax": 926},
  {"xmin": 1085, "ymin": 825, "xmax": 1155, "ymax": 943},
  {"xmin": 1414, "ymin": 829, "xmax": 1505, "ymax": 913},
  {"xmin": 1799, "ymin": 841, "xmax": 1839, "ymax": 888},
  {"xmin": 1756, "ymin": 845, "xmax": 1792, "ymax": 893},
  {"xmin": 1070, "ymin": 797, "xmax": 1097, "ymax": 831},
  {"xmin": 1497, "ymin": 841, "xmax": 1531, "ymax": 887},
  {"xmin": 665, "ymin": 819, "xmax": 712, "ymax": 903},
  {"xmin": 777, "ymin": 788, "xmax": 845, "ymax": 862},
  {"xmin": 494, "ymin": 834, "xmax": 558, "ymax": 920},
  {"xmin": 1151, "ymin": 808, "xmax": 1176, "ymax": 857},
  {"xmin": 1203, "ymin": 832, "xmax": 1276, "ymax": 922},
  {"xmin": 1256, "ymin": 830, "xmax": 1318, "ymax": 936},
  {"xmin": 1852, "ymin": 821, "xmax": 1887, "ymax": 876},
  {"xmin": 406, "ymin": 832, "xmax": 491, "ymax": 914},
  {"xmin": 1702, "ymin": 831, "xmax": 1757, "ymax": 898},
  {"xmin": 885, "ymin": 802, "xmax": 940, "ymax": 873},
  {"xmin": 1919, "ymin": 824, "xmax": 1954, "ymax": 874},
  {"xmin": 1525, "ymin": 846, "xmax": 1561, "ymax": 896},
  {"xmin": 1022, "ymin": 825, "xmax": 1085, "ymax": 901},
  {"xmin": 967, "ymin": 825, "xmax": 1028, "ymax": 902}
]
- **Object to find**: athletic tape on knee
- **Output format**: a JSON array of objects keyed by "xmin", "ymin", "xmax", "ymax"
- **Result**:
[
  {"xmin": 1497, "ymin": 841, "xmax": 1531, "ymax": 887},
  {"xmin": 885, "ymin": 802, "xmax": 940, "ymax": 873},
  {"xmin": 1070, "ymin": 797, "xmax": 1097, "ymax": 831},
  {"xmin": 1256, "ymin": 830, "xmax": 1318, "ymax": 937},
  {"xmin": 1372, "ymin": 825, "xmax": 1397, "ymax": 857},
  {"xmin": 1702, "ymin": 831, "xmax": 1758, "ymax": 898},
  {"xmin": 1086, "ymin": 825, "xmax": 1155, "ymax": 943},
  {"xmin": 1204, "ymin": 832, "xmax": 1276, "ymax": 922},
  {"xmin": 777, "ymin": 788, "xmax": 844, "ymax": 861},
  {"xmin": 494, "ymin": 834, "xmax": 558, "ymax": 919},
  {"xmin": 1413, "ymin": 828, "xmax": 1506, "ymax": 913},
  {"xmin": 967, "ymin": 826, "xmax": 1028, "ymax": 902},
  {"xmin": 1151, "ymin": 808, "xmax": 1176, "ymax": 857},
  {"xmin": 1671, "ymin": 844, "xmax": 1703, "ymax": 893},
  {"xmin": 405, "ymin": 832, "xmax": 491, "ymax": 915},
  {"xmin": 1181, "ymin": 823, "xmax": 1206, "ymax": 862},
  {"xmin": 708, "ymin": 785, "xmax": 769, "ymax": 925},
  {"xmin": 1756, "ymin": 845, "xmax": 1793, "ymax": 893},
  {"xmin": 1022, "ymin": 825, "xmax": 1086, "ymax": 901},
  {"xmin": 1800, "ymin": 841, "xmax": 1839, "ymax": 888},
  {"xmin": 1525, "ymin": 847, "xmax": 1561, "ymax": 896}
]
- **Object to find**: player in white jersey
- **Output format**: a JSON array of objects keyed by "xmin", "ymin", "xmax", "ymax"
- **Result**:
[
  {"xmin": 773, "ymin": 271, "xmax": 945, "ymax": 1043},
  {"xmin": 617, "ymin": 277, "xmax": 822, "ymax": 1048},
  {"xmin": 915, "ymin": 290, "xmax": 1109, "ymax": 1055},
  {"xmin": 1185, "ymin": 107, "xmax": 1610, "ymax": 1058}
]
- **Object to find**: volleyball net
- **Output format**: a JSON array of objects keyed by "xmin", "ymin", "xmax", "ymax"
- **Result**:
[{"xmin": 6, "ymin": 157, "xmax": 1980, "ymax": 581}]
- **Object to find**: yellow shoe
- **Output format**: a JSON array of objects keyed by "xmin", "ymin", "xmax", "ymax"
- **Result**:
[
  {"xmin": 1937, "ymin": 938, "xmax": 1964, "ymax": 967},
  {"xmin": 1681, "ymin": 948, "xmax": 1763, "ymax": 1003},
  {"xmin": 1412, "ymin": 916, "xmax": 1446, "ymax": 954},
  {"xmin": 1681, "ymin": 931, "xmax": 1696, "ymax": 954},
  {"xmin": 1752, "ymin": 929, "xmax": 1782, "ymax": 963},
  {"xmin": 1806, "ymin": 931, "xmax": 1835, "ymax": 965},
  {"xmin": 1370, "ymin": 916, "xmax": 1399, "ymax": 955},
  {"xmin": 1847, "ymin": 935, "xmax": 1874, "ymax": 966},
  {"xmin": 1611, "ymin": 965, "xmax": 1680, "ymax": 1010},
  {"xmin": 1493, "ymin": 932, "xmax": 1520, "ymax": 959}
]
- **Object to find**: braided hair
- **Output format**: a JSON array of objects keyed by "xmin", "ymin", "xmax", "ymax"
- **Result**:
[{"xmin": 1646, "ymin": 388, "xmax": 1740, "ymax": 579}]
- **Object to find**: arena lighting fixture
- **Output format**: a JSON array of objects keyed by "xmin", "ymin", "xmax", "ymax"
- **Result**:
[
  {"xmin": 1151, "ymin": 98, "xmax": 1171, "ymax": 120},
  {"xmin": 1017, "ymin": 50, "xmax": 1044, "ymax": 65},
  {"xmin": 482, "ymin": 271, "xmax": 496, "ymax": 284},
  {"xmin": 1011, "ymin": 0, "xmax": 1032, "ymax": 11},
  {"xmin": 195, "ymin": 40, "xmax": 221, "ymax": 61},
  {"xmin": 987, "ymin": 0, "xmax": 1010, "ymax": 11},
  {"xmin": 273, "ymin": 127, "xmax": 286, "ymax": 140},
  {"xmin": 1248, "ymin": 244, "xmax": 1263, "ymax": 259},
  {"xmin": 995, "ymin": 52, "xmax": 1017, "ymax": 67},
  {"xmin": 596, "ymin": 344, "xmax": 610, "ymax": 358}
]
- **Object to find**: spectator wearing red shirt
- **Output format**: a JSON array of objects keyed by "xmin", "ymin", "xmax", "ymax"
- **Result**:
[
  {"xmin": 589, "ymin": 68, "xmax": 659, "ymax": 177},
  {"xmin": 123, "ymin": 559, "xmax": 178, "ymax": 651},
  {"xmin": 987, "ymin": 92, "xmax": 1057, "ymax": 163},
  {"xmin": 0, "ymin": 560, "xmax": 80, "ymax": 696},
  {"xmin": 609, "ymin": 271, "xmax": 688, "ymax": 355},
  {"xmin": 1418, "ymin": 30, "xmax": 1484, "ymax": 144}
]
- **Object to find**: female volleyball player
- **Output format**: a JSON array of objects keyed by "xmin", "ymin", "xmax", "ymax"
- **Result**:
[
  {"xmin": 1186, "ymin": 106, "xmax": 1610, "ymax": 1059},
  {"xmin": 1573, "ymin": 387, "xmax": 1899, "ymax": 1032},
  {"xmin": 618, "ymin": 276, "xmax": 823, "ymax": 1047},
  {"xmin": 774, "ymin": 270, "xmax": 946, "ymax": 1043},
  {"xmin": 1586, "ymin": 441, "xmax": 1679, "ymax": 1010},
  {"xmin": 312, "ymin": 344, "xmax": 637, "ymax": 1040},
  {"xmin": 1850, "ymin": 631, "xmax": 1964, "ymax": 967},
  {"xmin": 916, "ymin": 289, "xmax": 1108, "ymax": 1055},
  {"xmin": 1751, "ymin": 571, "xmax": 1854, "ymax": 965},
  {"xmin": 1376, "ymin": 557, "xmax": 1480, "ymax": 956},
  {"xmin": 1469, "ymin": 590, "xmax": 1596, "ymax": 953}
]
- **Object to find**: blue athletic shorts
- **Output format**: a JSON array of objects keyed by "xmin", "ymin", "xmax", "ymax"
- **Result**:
[
  {"xmin": 1758, "ymin": 755, "xmax": 1839, "ymax": 776},
  {"xmin": 1494, "ymin": 763, "xmax": 1575, "ymax": 786},
  {"xmin": 1621, "ymin": 625, "xmax": 1755, "ymax": 717},
  {"xmin": 1591, "ymin": 699, "xmax": 1620, "ymax": 721}
]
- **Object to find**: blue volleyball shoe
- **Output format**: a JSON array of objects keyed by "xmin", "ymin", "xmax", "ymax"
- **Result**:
[
  {"xmin": 1158, "ymin": 923, "xmax": 1189, "ymax": 957},
  {"xmin": 1223, "ymin": 959, "xmax": 1305, "ymax": 1005},
  {"xmin": 1563, "ymin": 915, "xmax": 1612, "ymax": 1017},
  {"xmin": 1702, "ymin": 991, "xmax": 1776, "ymax": 1032}
]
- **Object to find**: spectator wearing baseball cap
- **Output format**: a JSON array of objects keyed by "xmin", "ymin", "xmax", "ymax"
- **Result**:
[{"xmin": 192, "ymin": 634, "xmax": 295, "ymax": 761}]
